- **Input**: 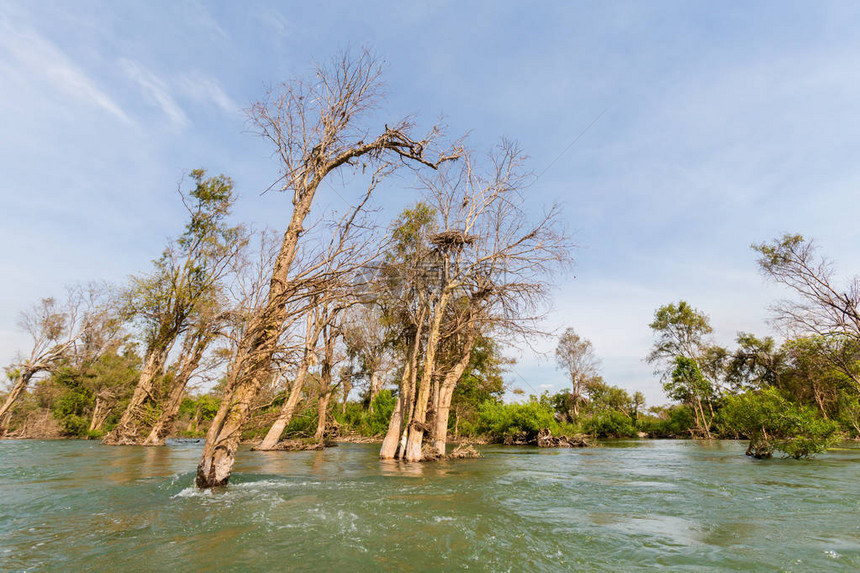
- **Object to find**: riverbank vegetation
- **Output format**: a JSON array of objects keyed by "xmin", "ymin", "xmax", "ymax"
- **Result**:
[{"xmin": 2, "ymin": 51, "xmax": 859, "ymax": 486}]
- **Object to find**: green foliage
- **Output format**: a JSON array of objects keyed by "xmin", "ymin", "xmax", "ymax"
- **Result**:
[
  {"xmin": 475, "ymin": 398, "xmax": 559, "ymax": 441},
  {"xmin": 727, "ymin": 333, "xmax": 783, "ymax": 391},
  {"xmin": 637, "ymin": 405, "xmax": 695, "ymax": 438},
  {"xmin": 584, "ymin": 378, "xmax": 634, "ymax": 416},
  {"xmin": 335, "ymin": 390, "xmax": 396, "ymax": 436},
  {"xmin": 450, "ymin": 335, "xmax": 509, "ymax": 431},
  {"xmin": 50, "ymin": 367, "xmax": 94, "ymax": 437},
  {"xmin": 647, "ymin": 301, "xmax": 712, "ymax": 366},
  {"xmin": 581, "ymin": 410, "xmax": 637, "ymax": 438},
  {"xmin": 718, "ymin": 388, "xmax": 840, "ymax": 459},
  {"xmin": 666, "ymin": 356, "xmax": 714, "ymax": 403}
]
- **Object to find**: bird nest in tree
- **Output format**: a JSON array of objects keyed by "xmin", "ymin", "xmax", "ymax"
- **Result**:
[{"xmin": 430, "ymin": 230, "xmax": 477, "ymax": 249}]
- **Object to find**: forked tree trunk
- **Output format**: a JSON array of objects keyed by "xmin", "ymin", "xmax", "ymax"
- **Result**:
[
  {"xmin": 143, "ymin": 334, "xmax": 210, "ymax": 446},
  {"xmin": 404, "ymin": 290, "xmax": 451, "ymax": 462},
  {"xmin": 103, "ymin": 345, "xmax": 171, "ymax": 445},
  {"xmin": 431, "ymin": 334, "xmax": 476, "ymax": 457},
  {"xmin": 380, "ymin": 315, "xmax": 425, "ymax": 459},
  {"xmin": 88, "ymin": 390, "xmax": 115, "ymax": 433}
]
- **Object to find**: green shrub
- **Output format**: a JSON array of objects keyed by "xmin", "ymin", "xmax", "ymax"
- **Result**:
[
  {"xmin": 334, "ymin": 390, "xmax": 396, "ymax": 436},
  {"xmin": 475, "ymin": 398, "xmax": 559, "ymax": 441},
  {"xmin": 582, "ymin": 411, "xmax": 637, "ymax": 438},
  {"xmin": 718, "ymin": 388, "xmax": 840, "ymax": 458},
  {"xmin": 637, "ymin": 405, "xmax": 695, "ymax": 438}
]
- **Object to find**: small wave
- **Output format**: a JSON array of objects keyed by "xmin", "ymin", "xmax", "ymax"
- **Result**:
[{"xmin": 171, "ymin": 486, "xmax": 212, "ymax": 499}]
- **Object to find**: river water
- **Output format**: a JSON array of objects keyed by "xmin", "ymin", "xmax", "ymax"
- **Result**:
[{"xmin": 1, "ymin": 439, "xmax": 858, "ymax": 571}]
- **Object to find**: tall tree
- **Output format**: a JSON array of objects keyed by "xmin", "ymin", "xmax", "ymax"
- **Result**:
[
  {"xmin": 647, "ymin": 301, "xmax": 717, "ymax": 437},
  {"xmin": 754, "ymin": 234, "xmax": 860, "ymax": 394},
  {"xmin": 196, "ymin": 51, "xmax": 458, "ymax": 488},
  {"xmin": 104, "ymin": 169, "xmax": 242, "ymax": 445},
  {"xmin": 555, "ymin": 328, "xmax": 599, "ymax": 416},
  {"xmin": 382, "ymin": 142, "xmax": 571, "ymax": 461}
]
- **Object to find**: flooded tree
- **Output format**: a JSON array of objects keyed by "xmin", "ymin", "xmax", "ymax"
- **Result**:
[
  {"xmin": 381, "ymin": 143, "xmax": 571, "ymax": 461},
  {"xmin": 196, "ymin": 50, "xmax": 459, "ymax": 488},
  {"xmin": 104, "ymin": 170, "xmax": 243, "ymax": 445}
]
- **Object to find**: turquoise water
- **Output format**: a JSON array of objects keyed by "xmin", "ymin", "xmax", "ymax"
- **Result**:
[{"xmin": 1, "ymin": 439, "xmax": 858, "ymax": 571}]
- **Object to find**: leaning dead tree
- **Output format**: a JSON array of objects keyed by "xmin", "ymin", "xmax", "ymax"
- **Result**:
[
  {"xmin": 196, "ymin": 50, "xmax": 460, "ymax": 488},
  {"xmin": 380, "ymin": 142, "xmax": 571, "ymax": 461}
]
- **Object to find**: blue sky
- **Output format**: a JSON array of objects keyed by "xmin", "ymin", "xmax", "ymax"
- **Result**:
[{"xmin": 2, "ymin": 1, "xmax": 860, "ymax": 406}]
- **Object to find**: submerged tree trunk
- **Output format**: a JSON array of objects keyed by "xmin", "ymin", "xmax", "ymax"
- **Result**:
[
  {"xmin": 255, "ymin": 361, "xmax": 312, "ymax": 450},
  {"xmin": 197, "ymin": 191, "xmax": 316, "ymax": 486},
  {"xmin": 103, "ymin": 345, "xmax": 171, "ymax": 445},
  {"xmin": 143, "ymin": 333, "xmax": 210, "ymax": 446},
  {"xmin": 431, "ymin": 334, "xmax": 476, "ymax": 457},
  {"xmin": 404, "ymin": 290, "xmax": 450, "ymax": 462},
  {"xmin": 380, "ymin": 314, "xmax": 425, "ymax": 460}
]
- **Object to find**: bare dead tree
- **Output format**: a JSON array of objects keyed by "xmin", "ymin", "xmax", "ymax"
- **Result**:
[
  {"xmin": 384, "ymin": 141, "xmax": 572, "ymax": 461},
  {"xmin": 196, "ymin": 50, "xmax": 460, "ymax": 488},
  {"xmin": 555, "ymin": 327, "xmax": 600, "ymax": 416},
  {"xmin": 754, "ymin": 234, "xmax": 860, "ymax": 393},
  {"xmin": 1, "ymin": 284, "xmax": 117, "ymax": 429},
  {"xmin": 341, "ymin": 304, "xmax": 394, "ymax": 409}
]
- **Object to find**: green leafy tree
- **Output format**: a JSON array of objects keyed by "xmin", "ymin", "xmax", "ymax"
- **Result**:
[
  {"xmin": 647, "ymin": 301, "xmax": 718, "ymax": 437},
  {"xmin": 106, "ymin": 169, "xmax": 242, "ymax": 445},
  {"xmin": 718, "ymin": 387, "xmax": 840, "ymax": 459}
]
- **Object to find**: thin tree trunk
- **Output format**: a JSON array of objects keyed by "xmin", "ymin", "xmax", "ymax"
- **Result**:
[
  {"xmin": 367, "ymin": 371, "xmax": 382, "ymax": 411},
  {"xmin": 255, "ymin": 361, "xmax": 312, "ymax": 450},
  {"xmin": 104, "ymin": 344, "xmax": 171, "ymax": 445},
  {"xmin": 314, "ymin": 322, "xmax": 337, "ymax": 444},
  {"xmin": 380, "ymin": 315, "xmax": 425, "ymax": 459},
  {"xmin": 186, "ymin": 405, "xmax": 201, "ymax": 433},
  {"xmin": 432, "ymin": 334, "xmax": 476, "ymax": 457},
  {"xmin": 405, "ymin": 290, "xmax": 451, "ymax": 462},
  {"xmin": 144, "ymin": 333, "xmax": 210, "ymax": 446},
  {"xmin": 812, "ymin": 382, "xmax": 829, "ymax": 418},
  {"xmin": 0, "ymin": 371, "xmax": 34, "ymax": 422},
  {"xmin": 88, "ymin": 390, "xmax": 114, "ymax": 433}
]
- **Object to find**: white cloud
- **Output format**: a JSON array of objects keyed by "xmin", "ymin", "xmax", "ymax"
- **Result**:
[
  {"xmin": 120, "ymin": 59, "xmax": 189, "ymax": 128},
  {"xmin": 0, "ymin": 17, "xmax": 131, "ymax": 124},
  {"xmin": 178, "ymin": 73, "xmax": 240, "ymax": 114}
]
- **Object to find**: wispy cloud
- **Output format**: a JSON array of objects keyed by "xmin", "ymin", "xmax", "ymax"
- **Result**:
[
  {"xmin": 120, "ymin": 59, "xmax": 189, "ymax": 128},
  {"xmin": 0, "ymin": 16, "xmax": 131, "ymax": 124},
  {"xmin": 178, "ymin": 73, "xmax": 240, "ymax": 115},
  {"xmin": 182, "ymin": 0, "xmax": 228, "ymax": 40}
]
